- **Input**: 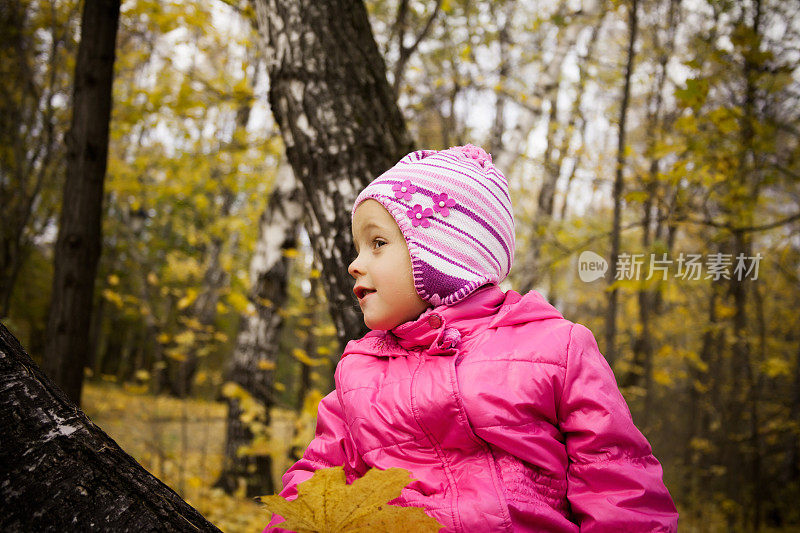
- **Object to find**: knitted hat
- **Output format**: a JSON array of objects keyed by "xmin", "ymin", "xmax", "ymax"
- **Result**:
[{"xmin": 352, "ymin": 144, "xmax": 515, "ymax": 306}]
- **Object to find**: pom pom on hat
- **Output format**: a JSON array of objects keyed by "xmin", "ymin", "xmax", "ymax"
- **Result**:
[{"xmin": 352, "ymin": 144, "xmax": 514, "ymax": 307}]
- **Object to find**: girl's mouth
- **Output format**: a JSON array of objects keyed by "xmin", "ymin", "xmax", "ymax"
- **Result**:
[{"xmin": 358, "ymin": 289, "xmax": 376, "ymax": 302}]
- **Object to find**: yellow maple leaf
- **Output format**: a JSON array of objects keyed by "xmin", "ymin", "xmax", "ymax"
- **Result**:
[{"xmin": 259, "ymin": 466, "xmax": 441, "ymax": 533}]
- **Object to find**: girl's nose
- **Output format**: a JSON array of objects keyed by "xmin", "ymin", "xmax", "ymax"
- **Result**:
[{"xmin": 348, "ymin": 254, "xmax": 361, "ymax": 278}]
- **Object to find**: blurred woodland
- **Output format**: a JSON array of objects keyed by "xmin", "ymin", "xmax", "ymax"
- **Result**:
[{"xmin": 1, "ymin": 0, "xmax": 800, "ymax": 531}]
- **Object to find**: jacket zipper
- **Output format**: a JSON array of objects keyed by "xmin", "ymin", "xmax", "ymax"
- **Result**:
[
  {"xmin": 410, "ymin": 350, "xmax": 464, "ymax": 532},
  {"xmin": 448, "ymin": 353, "xmax": 514, "ymax": 532}
]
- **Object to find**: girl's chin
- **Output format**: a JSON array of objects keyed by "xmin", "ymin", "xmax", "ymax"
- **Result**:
[
  {"xmin": 365, "ymin": 318, "xmax": 393, "ymax": 330},
  {"xmin": 362, "ymin": 297, "xmax": 426, "ymax": 330},
  {"xmin": 364, "ymin": 313, "xmax": 401, "ymax": 331}
]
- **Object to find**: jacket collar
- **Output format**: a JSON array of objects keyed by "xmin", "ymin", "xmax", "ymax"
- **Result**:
[{"xmin": 342, "ymin": 285, "xmax": 563, "ymax": 359}]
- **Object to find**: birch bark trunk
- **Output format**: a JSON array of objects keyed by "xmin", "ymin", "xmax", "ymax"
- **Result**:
[
  {"xmin": 215, "ymin": 165, "xmax": 304, "ymax": 496},
  {"xmin": 252, "ymin": 0, "xmax": 414, "ymax": 348},
  {"xmin": 0, "ymin": 323, "xmax": 220, "ymax": 532}
]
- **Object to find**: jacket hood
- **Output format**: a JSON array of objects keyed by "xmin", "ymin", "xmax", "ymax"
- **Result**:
[{"xmin": 342, "ymin": 284, "xmax": 563, "ymax": 359}]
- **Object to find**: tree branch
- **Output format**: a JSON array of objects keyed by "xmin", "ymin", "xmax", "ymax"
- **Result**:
[
  {"xmin": 665, "ymin": 211, "xmax": 800, "ymax": 233},
  {"xmin": 406, "ymin": 0, "xmax": 442, "ymax": 58},
  {"xmin": 392, "ymin": 0, "xmax": 442, "ymax": 97}
]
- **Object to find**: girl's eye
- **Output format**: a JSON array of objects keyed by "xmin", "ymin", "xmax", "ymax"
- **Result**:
[{"xmin": 372, "ymin": 239, "xmax": 386, "ymax": 249}]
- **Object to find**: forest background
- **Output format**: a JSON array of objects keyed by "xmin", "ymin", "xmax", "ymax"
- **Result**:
[{"xmin": 2, "ymin": 0, "xmax": 799, "ymax": 531}]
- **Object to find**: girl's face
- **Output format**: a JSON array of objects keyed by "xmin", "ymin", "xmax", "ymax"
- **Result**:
[{"xmin": 349, "ymin": 199, "xmax": 430, "ymax": 330}]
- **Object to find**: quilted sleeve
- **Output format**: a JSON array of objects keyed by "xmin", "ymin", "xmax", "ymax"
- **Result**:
[
  {"xmin": 262, "ymin": 387, "xmax": 366, "ymax": 533},
  {"xmin": 558, "ymin": 324, "xmax": 679, "ymax": 532}
]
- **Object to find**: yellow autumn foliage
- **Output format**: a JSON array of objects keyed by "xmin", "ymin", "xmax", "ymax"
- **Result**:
[
  {"xmin": 102, "ymin": 289, "xmax": 125, "ymax": 309},
  {"xmin": 177, "ymin": 288, "xmax": 198, "ymax": 310},
  {"xmin": 221, "ymin": 382, "xmax": 267, "ymax": 426},
  {"xmin": 228, "ymin": 291, "xmax": 250, "ymax": 313},
  {"xmin": 292, "ymin": 348, "xmax": 327, "ymax": 367}
]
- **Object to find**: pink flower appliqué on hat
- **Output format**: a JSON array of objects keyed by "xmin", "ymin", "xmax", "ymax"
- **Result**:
[
  {"xmin": 392, "ymin": 180, "xmax": 417, "ymax": 201},
  {"xmin": 407, "ymin": 204, "xmax": 434, "ymax": 228},
  {"xmin": 431, "ymin": 193, "xmax": 457, "ymax": 217}
]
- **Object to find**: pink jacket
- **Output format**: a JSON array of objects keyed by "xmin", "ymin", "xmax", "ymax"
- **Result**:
[{"xmin": 265, "ymin": 285, "xmax": 678, "ymax": 532}]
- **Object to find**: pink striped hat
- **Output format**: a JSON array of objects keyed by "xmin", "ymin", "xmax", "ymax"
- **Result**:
[{"xmin": 352, "ymin": 144, "xmax": 515, "ymax": 306}]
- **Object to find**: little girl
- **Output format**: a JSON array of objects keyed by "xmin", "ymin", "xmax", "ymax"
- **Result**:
[{"xmin": 264, "ymin": 145, "xmax": 678, "ymax": 532}]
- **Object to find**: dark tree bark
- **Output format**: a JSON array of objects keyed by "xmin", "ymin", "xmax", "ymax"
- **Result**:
[
  {"xmin": 684, "ymin": 280, "xmax": 721, "ymax": 524},
  {"xmin": 215, "ymin": 165, "xmax": 305, "ymax": 497},
  {"xmin": 733, "ymin": 8, "xmax": 762, "ymax": 529},
  {"xmin": 252, "ymin": 0, "xmax": 415, "ymax": 349},
  {"xmin": 784, "ymin": 337, "xmax": 800, "ymax": 509},
  {"xmin": 43, "ymin": 0, "xmax": 121, "ymax": 406},
  {"xmin": 0, "ymin": 322, "xmax": 221, "ymax": 532},
  {"xmin": 605, "ymin": 0, "xmax": 639, "ymax": 366}
]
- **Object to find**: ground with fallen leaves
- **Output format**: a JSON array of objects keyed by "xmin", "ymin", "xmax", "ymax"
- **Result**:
[{"xmin": 82, "ymin": 382, "xmax": 282, "ymax": 533}]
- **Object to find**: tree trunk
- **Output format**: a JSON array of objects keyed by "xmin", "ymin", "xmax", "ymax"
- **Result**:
[
  {"xmin": 487, "ymin": 1, "xmax": 514, "ymax": 157},
  {"xmin": 215, "ymin": 165, "xmax": 305, "ymax": 497},
  {"xmin": 558, "ymin": 10, "xmax": 606, "ymax": 222},
  {"xmin": 296, "ymin": 267, "xmax": 321, "ymax": 410},
  {"xmin": 172, "ymin": 189, "xmax": 235, "ymax": 398},
  {"xmin": 624, "ymin": 0, "xmax": 678, "ymax": 417},
  {"xmin": 43, "ymin": 0, "xmax": 120, "ymax": 406},
  {"xmin": 0, "ymin": 322, "xmax": 221, "ymax": 532},
  {"xmin": 783, "ymin": 336, "xmax": 800, "ymax": 516},
  {"xmin": 0, "ymin": 2, "xmax": 69, "ymax": 320},
  {"xmin": 253, "ymin": 0, "xmax": 414, "ymax": 349},
  {"xmin": 172, "ymin": 70, "xmax": 255, "ymax": 396},
  {"xmin": 605, "ymin": 0, "xmax": 638, "ymax": 366},
  {"xmin": 516, "ymin": 4, "xmax": 605, "ymax": 294},
  {"xmin": 685, "ymin": 281, "xmax": 720, "ymax": 523},
  {"xmin": 729, "ymin": 2, "xmax": 763, "ymax": 526},
  {"xmin": 389, "ymin": 0, "xmax": 442, "ymax": 100}
]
